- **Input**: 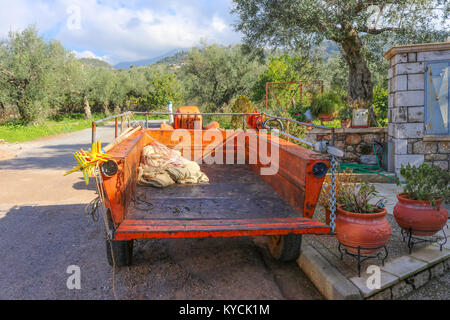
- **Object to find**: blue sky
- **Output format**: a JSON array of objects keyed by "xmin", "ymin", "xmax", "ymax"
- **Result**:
[{"xmin": 0, "ymin": 0, "xmax": 242, "ymax": 64}]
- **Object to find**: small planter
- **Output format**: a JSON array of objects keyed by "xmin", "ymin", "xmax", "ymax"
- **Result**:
[
  {"xmin": 335, "ymin": 205, "xmax": 392, "ymax": 255},
  {"xmin": 340, "ymin": 119, "xmax": 351, "ymax": 128},
  {"xmin": 351, "ymin": 109, "xmax": 369, "ymax": 128},
  {"xmin": 304, "ymin": 121, "xmax": 313, "ymax": 130},
  {"xmin": 318, "ymin": 113, "xmax": 335, "ymax": 122},
  {"xmin": 393, "ymin": 193, "xmax": 448, "ymax": 236}
]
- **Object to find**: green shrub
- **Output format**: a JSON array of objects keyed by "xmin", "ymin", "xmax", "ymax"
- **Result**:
[
  {"xmin": 398, "ymin": 163, "xmax": 450, "ymax": 206},
  {"xmin": 338, "ymin": 181, "xmax": 384, "ymax": 214},
  {"xmin": 310, "ymin": 92, "xmax": 344, "ymax": 117},
  {"xmin": 230, "ymin": 95, "xmax": 253, "ymax": 129},
  {"xmin": 373, "ymin": 85, "xmax": 388, "ymax": 126},
  {"xmin": 338, "ymin": 105, "xmax": 352, "ymax": 120}
]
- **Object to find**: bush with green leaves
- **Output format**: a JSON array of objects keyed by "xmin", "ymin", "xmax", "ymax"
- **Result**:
[
  {"xmin": 310, "ymin": 92, "xmax": 344, "ymax": 117},
  {"xmin": 398, "ymin": 163, "xmax": 450, "ymax": 206},
  {"xmin": 372, "ymin": 85, "xmax": 388, "ymax": 127},
  {"xmin": 288, "ymin": 104, "xmax": 312, "ymax": 122},
  {"xmin": 338, "ymin": 105, "xmax": 352, "ymax": 120},
  {"xmin": 338, "ymin": 181, "xmax": 384, "ymax": 214},
  {"xmin": 230, "ymin": 95, "xmax": 253, "ymax": 129}
]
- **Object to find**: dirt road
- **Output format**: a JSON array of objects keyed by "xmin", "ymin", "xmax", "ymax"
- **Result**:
[{"xmin": 0, "ymin": 125, "xmax": 323, "ymax": 300}]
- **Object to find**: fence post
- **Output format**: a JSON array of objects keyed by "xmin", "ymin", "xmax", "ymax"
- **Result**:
[
  {"xmin": 91, "ymin": 122, "xmax": 97, "ymax": 144},
  {"xmin": 115, "ymin": 117, "xmax": 118, "ymax": 138}
]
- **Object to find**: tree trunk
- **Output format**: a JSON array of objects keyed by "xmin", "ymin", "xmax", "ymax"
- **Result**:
[
  {"xmin": 83, "ymin": 96, "xmax": 92, "ymax": 119},
  {"xmin": 341, "ymin": 33, "xmax": 377, "ymax": 125},
  {"xmin": 103, "ymin": 101, "xmax": 110, "ymax": 115},
  {"xmin": 114, "ymin": 105, "xmax": 121, "ymax": 114},
  {"xmin": 0, "ymin": 102, "xmax": 5, "ymax": 118}
]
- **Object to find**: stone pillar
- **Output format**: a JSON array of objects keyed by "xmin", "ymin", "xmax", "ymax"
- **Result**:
[{"xmin": 384, "ymin": 42, "xmax": 450, "ymax": 176}]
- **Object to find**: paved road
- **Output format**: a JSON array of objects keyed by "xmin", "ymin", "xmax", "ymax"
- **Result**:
[{"xmin": 0, "ymin": 126, "xmax": 322, "ymax": 300}]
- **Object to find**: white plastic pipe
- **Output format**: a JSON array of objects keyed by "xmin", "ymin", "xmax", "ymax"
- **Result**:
[{"xmin": 168, "ymin": 101, "xmax": 174, "ymax": 125}]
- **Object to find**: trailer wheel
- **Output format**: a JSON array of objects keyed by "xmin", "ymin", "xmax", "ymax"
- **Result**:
[
  {"xmin": 106, "ymin": 240, "xmax": 133, "ymax": 267},
  {"xmin": 267, "ymin": 234, "xmax": 302, "ymax": 262}
]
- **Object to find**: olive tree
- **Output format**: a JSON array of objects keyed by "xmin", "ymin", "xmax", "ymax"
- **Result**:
[
  {"xmin": 0, "ymin": 26, "xmax": 68, "ymax": 123},
  {"xmin": 182, "ymin": 44, "xmax": 264, "ymax": 112},
  {"xmin": 232, "ymin": 0, "xmax": 449, "ymax": 106}
]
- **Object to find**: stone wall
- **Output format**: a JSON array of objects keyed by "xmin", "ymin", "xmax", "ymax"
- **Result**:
[
  {"xmin": 384, "ymin": 42, "xmax": 450, "ymax": 175},
  {"xmin": 305, "ymin": 127, "xmax": 388, "ymax": 165}
]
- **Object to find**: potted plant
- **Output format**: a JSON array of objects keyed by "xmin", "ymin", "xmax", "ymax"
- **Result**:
[
  {"xmin": 394, "ymin": 163, "xmax": 450, "ymax": 236},
  {"xmin": 310, "ymin": 92, "xmax": 343, "ymax": 123},
  {"xmin": 338, "ymin": 106, "xmax": 352, "ymax": 128},
  {"xmin": 318, "ymin": 168, "xmax": 356, "ymax": 225},
  {"xmin": 335, "ymin": 181, "xmax": 391, "ymax": 254}
]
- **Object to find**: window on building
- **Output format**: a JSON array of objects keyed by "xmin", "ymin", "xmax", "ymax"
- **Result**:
[{"xmin": 425, "ymin": 61, "xmax": 449, "ymax": 136}]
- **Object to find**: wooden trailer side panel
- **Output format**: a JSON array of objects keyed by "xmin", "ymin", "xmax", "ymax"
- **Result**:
[
  {"xmin": 245, "ymin": 132, "xmax": 329, "ymax": 218},
  {"xmin": 102, "ymin": 130, "xmax": 144, "ymax": 226}
]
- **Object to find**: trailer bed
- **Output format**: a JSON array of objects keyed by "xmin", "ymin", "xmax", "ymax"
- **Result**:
[{"xmin": 114, "ymin": 164, "xmax": 330, "ymax": 240}]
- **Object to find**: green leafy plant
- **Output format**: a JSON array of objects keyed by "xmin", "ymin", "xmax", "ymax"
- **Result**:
[
  {"xmin": 310, "ymin": 92, "xmax": 344, "ymax": 117},
  {"xmin": 398, "ymin": 163, "xmax": 450, "ymax": 206},
  {"xmin": 338, "ymin": 181, "xmax": 384, "ymax": 214},
  {"xmin": 373, "ymin": 85, "xmax": 388, "ymax": 127},
  {"xmin": 230, "ymin": 95, "xmax": 253, "ymax": 129},
  {"xmin": 338, "ymin": 105, "xmax": 352, "ymax": 120},
  {"xmin": 288, "ymin": 104, "xmax": 311, "ymax": 122}
]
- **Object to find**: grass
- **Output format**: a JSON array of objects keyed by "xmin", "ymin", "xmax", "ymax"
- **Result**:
[
  {"xmin": 0, "ymin": 112, "xmax": 171, "ymax": 143},
  {"xmin": 0, "ymin": 113, "xmax": 105, "ymax": 143}
]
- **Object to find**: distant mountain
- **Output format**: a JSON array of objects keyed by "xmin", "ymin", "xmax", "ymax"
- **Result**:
[
  {"xmin": 154, "ymin": 50, "xmax": 189, "ymax": 66},
  {"xmin": 114, "ymin": 49, "xmax": 186, "ymax": 69},
  {"xmin": 78, "ymin": 58, "xmax": 113, "ymax": 69}
]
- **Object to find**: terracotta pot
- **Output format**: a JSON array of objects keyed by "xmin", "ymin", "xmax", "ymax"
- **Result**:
[
  {"xmin": 304, "ymin": 121, "xmax": 313, "ymax": 130},
  {"xmin": 335, "ymin": 206, "xmax": 391, "ymax": 255},
  {"xmin": 318, "ymin": 113, "xmax": 335, "ymax": 122},
  {"xmin": 393, "ymin": 193, "xmax": 448, "ymax": 236},
  {"xmin": 340, "ymin": 119, "xmax": 351, "ymax": 128}
]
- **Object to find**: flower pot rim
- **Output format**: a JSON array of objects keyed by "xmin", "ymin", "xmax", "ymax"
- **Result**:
[
  {"xmin": 337, "ymin": 205, "xmax": 387, "ymax": 219},
  {"xmin": 396, "ymin": 193, "xmax": 443, "ymax": 206}
]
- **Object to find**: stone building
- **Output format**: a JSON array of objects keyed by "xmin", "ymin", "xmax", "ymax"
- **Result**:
[{"xmin": 384, "ymin": 41, "xmax": 450, "ymax": 175}]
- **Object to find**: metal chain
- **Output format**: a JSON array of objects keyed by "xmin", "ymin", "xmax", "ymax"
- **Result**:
[{"xmin": 329, "ymin": 155, "xmax": 338, "ymax": 233}]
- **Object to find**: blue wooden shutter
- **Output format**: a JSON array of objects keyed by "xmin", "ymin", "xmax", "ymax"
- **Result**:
[{"xmin": 425, "ymin": 62, "xmax": 449, "ymax": 135}]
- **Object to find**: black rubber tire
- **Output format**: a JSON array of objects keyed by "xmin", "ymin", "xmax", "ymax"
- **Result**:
[
  {"xmin": 106, "ymin": 239, "xmax": 134, "ymax": 267},
  {"xmin": 267, "ymin": 234, "xmax": 302, "ymax": 262}
]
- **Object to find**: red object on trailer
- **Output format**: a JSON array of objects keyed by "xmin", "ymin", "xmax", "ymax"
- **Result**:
[{"xmin": 246, "ymin": 111, "xmax": 265, "ymax": 130}]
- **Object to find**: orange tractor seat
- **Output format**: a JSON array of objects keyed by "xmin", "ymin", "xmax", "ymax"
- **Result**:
[
  {"xmin": 173, "ymin": 106, "xmax": 221, "ymax": 130},
  {"xmin": 174, "ymin": 106, "xmax": 203, "ymax": 129}
]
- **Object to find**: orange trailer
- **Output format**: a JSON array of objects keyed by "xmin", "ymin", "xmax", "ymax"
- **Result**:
[{"xmin": 91, "ymin": 111, "xmax": 339, "ymax": 266}]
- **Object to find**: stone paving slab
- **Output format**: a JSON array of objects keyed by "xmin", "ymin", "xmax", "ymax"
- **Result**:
[
  {"xmin": 410, "ymin": 245, "xmax": 450, "ymax": 266},
  {"xmin": 349, "ymin": 270, "xmax": 399, "ymax": 298},
  {"xmin": 381, "ymin": 256, "xmax": 428, "ymax": 280}
]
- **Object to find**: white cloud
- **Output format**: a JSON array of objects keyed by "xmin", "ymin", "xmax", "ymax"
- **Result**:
[
  {"xmin": 72, "ymin": 50, "xmax": 111, "ymax": 63},
  {"xmin": 0, "ymin": 0, "xmax": 241, "ymax": 64},
  {"xmin": 212, "ymin": 16, "xmax": 227, "ymax": 33}
]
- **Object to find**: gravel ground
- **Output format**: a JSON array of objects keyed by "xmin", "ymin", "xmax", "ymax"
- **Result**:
[{"xmin": 403, "ymin": 271, "xmax": 450, "ymax": 300}]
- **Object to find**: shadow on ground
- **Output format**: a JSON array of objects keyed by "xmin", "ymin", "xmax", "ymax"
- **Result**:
[
  {"xmin": 0, "ymin": 204, "xmax": 322, "ymax": 300},
  {"xmin": 0, "ymin": 144, "xmax": 91, "ymax": 170}
]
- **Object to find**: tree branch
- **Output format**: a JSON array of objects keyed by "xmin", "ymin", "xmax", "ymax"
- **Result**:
[{"xmin": 361, "ymin": 26, "xmax": 404, "ymax": 34}]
